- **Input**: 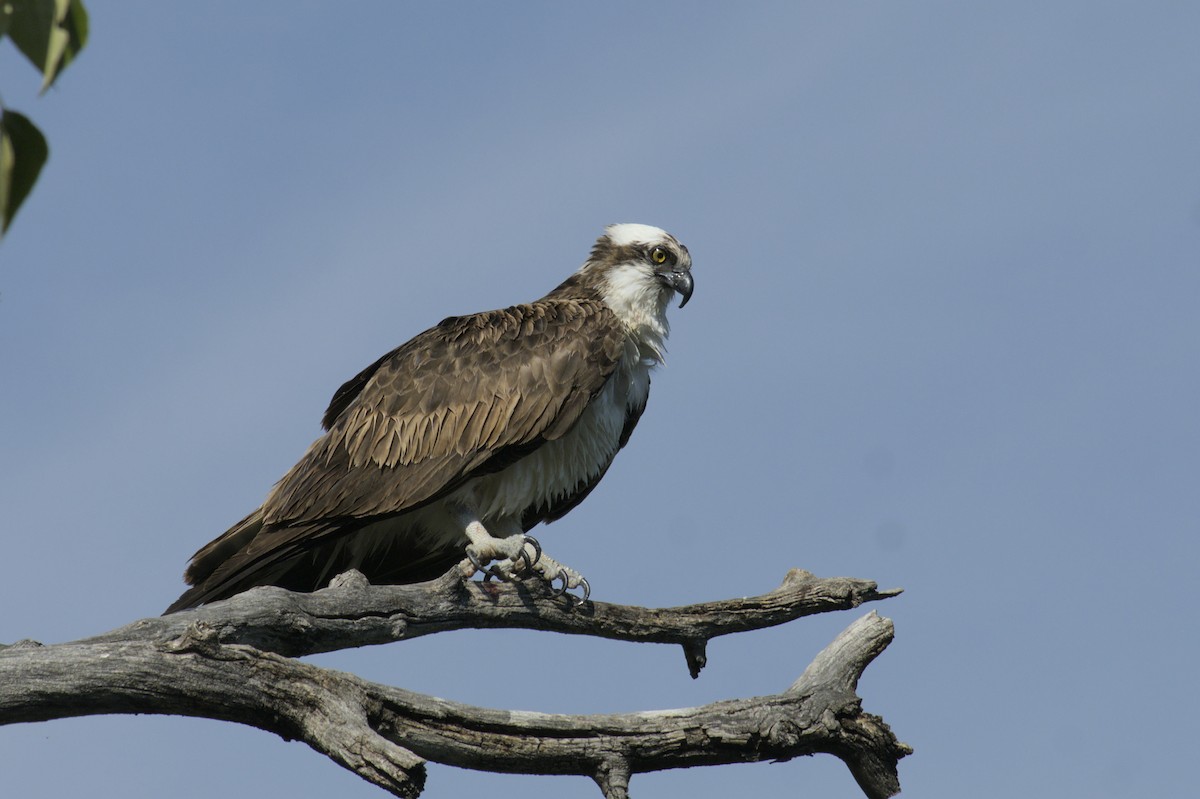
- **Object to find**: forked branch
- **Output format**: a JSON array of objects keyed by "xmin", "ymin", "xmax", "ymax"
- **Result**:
[{"xmin": 0, "ymin": 567, "xmax": 909, "ymax": 797}]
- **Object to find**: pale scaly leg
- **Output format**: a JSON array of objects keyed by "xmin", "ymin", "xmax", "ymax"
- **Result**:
[
  {"xmin": 461, "ymin": 519, "xmax": 590, "ymax": 602},
  {"xmin": 463, "ymin": 520, "xmax": 538, "ymax": 576}
]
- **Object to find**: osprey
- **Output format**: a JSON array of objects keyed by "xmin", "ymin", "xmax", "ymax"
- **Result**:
[{"xmin": 165, "ymin": 224, "xmax": 693, "ymax": 613}]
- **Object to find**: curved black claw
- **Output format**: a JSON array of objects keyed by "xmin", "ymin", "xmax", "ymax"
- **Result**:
[
  {"xmin": 516, "ymin": 547, "xmax": 533, "ymax": 572},
  {"xmin": 466, "ymin": 548, "xmax": 487, "ymax": 574},
  {"xmin": 484, "ymin": 563, "xmax": 508, "ymax": 582},
  {"xmin": 550, "ymin": 572, "xmax": 570, "ymax": 597},
  {"xmin": 547, "ymin": 573, "xmax": 589, "ymax": 604},
  {"xmin": 523, "ymin": 535, "xmax": 542, "ymax": 566}
]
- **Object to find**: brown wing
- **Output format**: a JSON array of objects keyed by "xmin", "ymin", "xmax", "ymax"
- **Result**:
[
  {"xmin": 165, "ymin": 298, "xmax": 630, "ymax": 612},
  {"xmin": 263, "ymin": 297, "xmax": 629, "ymax": 525}
]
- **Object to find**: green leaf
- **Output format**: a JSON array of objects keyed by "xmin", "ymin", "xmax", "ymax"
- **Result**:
[
  {"xmin": 63, "ymin": 0, "xmax": 89, "ymax": 60},
  {"xmin": 6, "ymin": 1, "xmax": 60, "ymax": 84},
  {"xmin": 6, "ymin": 0, "xmax": 89, "ymax": 92},
  {"xmin": 0, "ymin": 109, "xmax": 50, "ymax": 235}
]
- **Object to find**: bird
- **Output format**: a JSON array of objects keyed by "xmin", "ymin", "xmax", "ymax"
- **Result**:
[{"xmin": 165, "ymin": 223, "xmax": 694, "ymax": 613}]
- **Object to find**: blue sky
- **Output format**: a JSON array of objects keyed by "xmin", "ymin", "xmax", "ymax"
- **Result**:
[{"xmin": 3, "ymin": 3, "xmax": 1199, "ymax": 796}]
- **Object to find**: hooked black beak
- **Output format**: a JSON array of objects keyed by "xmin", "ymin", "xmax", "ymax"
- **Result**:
[{"xmin": 658, "ymin": 269, "xmax": 694, "ymax": 308}]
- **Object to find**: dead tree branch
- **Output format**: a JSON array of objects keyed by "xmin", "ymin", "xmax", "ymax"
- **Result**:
[
  {"xmin": 0, "ymin": 566, "xmax": 910, "ymax": 798},
  {"xmin": 90, "ymin": 565, "xmax": 901, "ymax": 677}
]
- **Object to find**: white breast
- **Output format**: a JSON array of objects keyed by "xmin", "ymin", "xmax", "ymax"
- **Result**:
[{"xmin": 464, "ymin": 350, "xmax": 651, "ymax": 522}]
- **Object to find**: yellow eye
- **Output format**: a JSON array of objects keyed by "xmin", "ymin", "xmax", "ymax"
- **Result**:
[{"xmin": 651, "ymin": 246, "xmax": 669, "ymax": 265}]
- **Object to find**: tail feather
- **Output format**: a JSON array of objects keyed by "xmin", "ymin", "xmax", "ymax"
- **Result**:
[
  {"xmin": 164, "ymin": 509, "xmax": 466, "ymax": 614},
  {"xmin": 164, "ymin": 509, "xmax": 328, "ymax": 614},
  {"xmin": 183, "ymin": 507, "xmax": 265, "ymax": 586}
]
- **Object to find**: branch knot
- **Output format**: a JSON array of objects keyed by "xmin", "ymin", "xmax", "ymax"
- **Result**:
[{"xmin": 161, "ymin": 621, "xmax": 224, "ymax": 656}]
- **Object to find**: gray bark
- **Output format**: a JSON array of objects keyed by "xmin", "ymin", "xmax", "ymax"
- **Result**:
[{"xmin": 0, "ymin": 565, "xmax": 910, "ymax": 798}]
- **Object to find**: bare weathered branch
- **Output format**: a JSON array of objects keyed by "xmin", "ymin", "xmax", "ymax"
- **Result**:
[
  {"xmin": 1, "ymin": 621, "xmax": 427, "ymax": 797},
  {"xmin": 0, "ymin": 568, "xmax": 909, "ymax": 797},
  {"xmin": 93, "ymin": 565, "xmax": 900, "ymax": 677},
  {"xmin": 364, "ymin": 611, "xmax": 910, "ymax": 799}
]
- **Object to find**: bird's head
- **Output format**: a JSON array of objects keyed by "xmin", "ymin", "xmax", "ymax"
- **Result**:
[{"xmin": 584, "ymin": 223, "xmax": 693, "ymax": 333}]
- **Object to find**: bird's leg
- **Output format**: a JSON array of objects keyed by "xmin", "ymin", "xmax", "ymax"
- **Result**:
[
  {"xmin": 461, "ymin": 519, "xmax": 589, "ymax": 602},
  {"xmin": 463, "ymin": 521, "xmax": 541, "ymax": 580},
  {"xmin": 524, "ymin": 552, "xmax": 591, "ymax": 603}
]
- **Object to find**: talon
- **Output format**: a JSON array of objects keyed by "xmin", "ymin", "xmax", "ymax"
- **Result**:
[
  {"xmin": 485, "ymin": 563, "xmax": 507, "ymax": 581},
  {"xmin": 550, "ymin": 572, "xmax": 569, "ymax": 597},
  {"xmin": 516, "ymin": 547, "xmax": 532, "ymax": 572},
  {"xmin": 576, "ymin": 577, "xmax": 591, "ymax": 604},
  {"xmin": 466, "ymin": 548, "xmax": 487, "ymax": 574},
  {"xmin": 523, "ymin": 535, "xmax": 542, "ymax": 565}
]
